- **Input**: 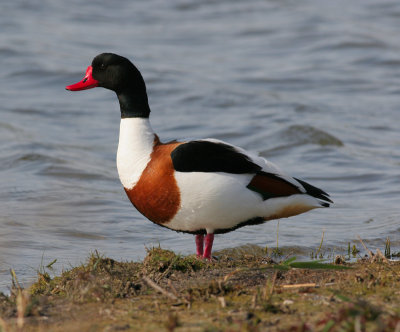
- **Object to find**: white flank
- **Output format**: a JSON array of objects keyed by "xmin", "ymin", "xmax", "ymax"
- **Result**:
[
  {"xmin": 116, "ymin": 118, "xmax": 155, "ymax": 189},
  {"xmin": 168, "ymin": 171, "xmax": 320, "ymax": 234}
]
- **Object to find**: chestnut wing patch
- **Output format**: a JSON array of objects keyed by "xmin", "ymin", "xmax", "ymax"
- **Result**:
[
  {"xmin": 246, "ymin": 171, "xmax": 302, "ymax": 200},
  {"xmin": 171, "ymin": 141, "xmax": 262, "ymax": 174},
  {"xmin": 247, "ymin": 171, "xmax": 332, "ymax": 204}
]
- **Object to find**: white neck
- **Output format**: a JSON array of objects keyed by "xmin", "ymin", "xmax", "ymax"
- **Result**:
[{"xmin": 117, "ymin": 118, "xmax": 155, "ymax": 189}]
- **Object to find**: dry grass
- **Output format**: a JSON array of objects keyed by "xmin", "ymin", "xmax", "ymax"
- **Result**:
[{"xmin": 0, "ymin": 245, "xmax": 399, "ymax": 331}]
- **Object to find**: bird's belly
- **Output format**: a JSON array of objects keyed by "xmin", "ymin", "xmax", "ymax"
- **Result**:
[{"xmin": 167, "ymin": 172, "xmax": 264, "ymax": 233}]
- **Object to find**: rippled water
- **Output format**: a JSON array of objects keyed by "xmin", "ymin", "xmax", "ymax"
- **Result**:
[{"xmin": 1, "ymin": 0, "xmax": 399, "ymax": 290}]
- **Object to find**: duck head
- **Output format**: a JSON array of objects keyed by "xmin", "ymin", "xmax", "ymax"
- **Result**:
[{"xmin": 66, "ymin": 53, "xmax": 151, "ymax": 118}]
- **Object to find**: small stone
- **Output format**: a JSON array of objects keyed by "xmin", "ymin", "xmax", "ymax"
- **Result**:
[
  {"xmin": 218, "ymin": 296, "xmax": 226, "ymax": 308},
  {"xmin": 282, "ymin": 299, "xmax": 294, "ymax": 306}
]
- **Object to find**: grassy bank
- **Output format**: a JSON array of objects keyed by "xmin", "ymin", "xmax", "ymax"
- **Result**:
[{"xmin": 0, "ymin": 246, "xmax": 399, "ymax": 331}]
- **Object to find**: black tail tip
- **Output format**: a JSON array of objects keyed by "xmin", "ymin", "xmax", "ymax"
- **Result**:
[{"xmin": 320, "ymin": 202, "xmax": 330, "ymax": 208}]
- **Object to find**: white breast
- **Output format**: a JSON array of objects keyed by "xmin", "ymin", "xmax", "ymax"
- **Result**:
[{"xmin": 116, "ymin": 118, "xmax": 155, "ymax": 190}]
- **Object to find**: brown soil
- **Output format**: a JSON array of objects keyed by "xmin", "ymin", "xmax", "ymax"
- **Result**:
[{"xmin": 0, "ymin": 246, "xmax": 399, "ymax": 331}]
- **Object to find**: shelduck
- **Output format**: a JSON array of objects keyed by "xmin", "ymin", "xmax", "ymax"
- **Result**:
[{"xmin": 66, "ymin": 53, "xmax": 332, "ymax": 260}]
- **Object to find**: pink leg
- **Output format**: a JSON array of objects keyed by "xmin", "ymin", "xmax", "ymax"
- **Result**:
[
  {"xmin": 203, "ymin": 233, "xmax": 214, "ymax": 260},
  {"xmin": 195, "ymin": 234, "xmax": 204, "ymax": 257}
]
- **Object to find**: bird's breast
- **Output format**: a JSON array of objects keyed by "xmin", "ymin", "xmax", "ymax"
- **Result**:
[{"xmin": 124, "ymin": 140, "xmax": 183, "ymax": 224}]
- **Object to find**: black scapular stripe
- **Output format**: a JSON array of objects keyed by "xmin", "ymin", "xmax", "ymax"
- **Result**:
[{"xmin": 171, "ymin": 141, "xmax": 262, "ymax": 174}]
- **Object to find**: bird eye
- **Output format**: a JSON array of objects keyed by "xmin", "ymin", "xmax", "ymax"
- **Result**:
[{"xmin": 100, "ymin": 63, "xmax": 106, "ymax": 70}]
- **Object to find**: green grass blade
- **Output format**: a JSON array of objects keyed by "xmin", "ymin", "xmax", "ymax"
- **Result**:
[
  {"xmin": 282, "ymin": 257, "xmax": 297, "ymax": 265},
  {"xmin": 289, "ymin": 261, "xmax": 351, "ymax": 270},
  {"xmin": 322, "ymin": 320, "xmax": 335, "ymax": 332},
  {"xmin": 46, "ymin": 259, "xmax": 57, "ymax": 269},
  {"xmin": 273, "ymin": 265, "xmax": 290, "ymax": 271}
]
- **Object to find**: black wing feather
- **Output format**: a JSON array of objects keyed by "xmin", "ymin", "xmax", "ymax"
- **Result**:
[
  {"xmin": 171, "ymin": 141, "xmax": 262, "ymax": 174},
  {"xmin": 294, "ymin": 177, "xmax": 333, "ymax": 203}
]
